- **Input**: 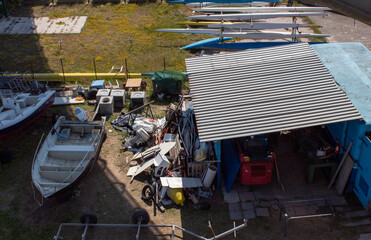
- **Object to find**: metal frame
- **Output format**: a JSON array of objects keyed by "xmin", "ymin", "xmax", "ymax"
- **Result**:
[
  {"xmin": 279, "ymin": 198, "xmax": 335, "ymax": 236},
  {"xmin": 53, "ymin": 219, "xmax": 248, "ymax": 240}
]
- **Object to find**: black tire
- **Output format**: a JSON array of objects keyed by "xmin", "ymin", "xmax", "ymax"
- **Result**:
[
  {"xmin": 89, "ymin": 88, "xmax": 98, "ymax": 99},
  {"xmin": 131, "ymin": 210, "xmax": 150, "ymax": 224},
  {"xmin": 80, "ymin": 212, "xmax": 98, "ymax": 224},
  {"xmin": 141, "ymin": 184, "xmax": 155, "ymax": 201}
]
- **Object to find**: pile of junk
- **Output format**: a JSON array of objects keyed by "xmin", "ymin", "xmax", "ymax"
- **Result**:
[{"xmin": 111, "ymin": 96, "xmax": 219, "ymax": 213}]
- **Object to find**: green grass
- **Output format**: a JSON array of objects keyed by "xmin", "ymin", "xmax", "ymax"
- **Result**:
[{"xmin": 0, "ymin": 3, "xmax": 206, "ymax": 77}]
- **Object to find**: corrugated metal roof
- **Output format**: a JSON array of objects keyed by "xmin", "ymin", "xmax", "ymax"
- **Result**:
[{"xmin": 185, "ymin": 43, "xmax": 362, "ymax": 142}]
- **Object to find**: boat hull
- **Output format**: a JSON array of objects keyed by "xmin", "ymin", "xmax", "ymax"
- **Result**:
[
  {"xmin": 32, "ymin": 117, "xmax": 106, "ymax": 199},
  {"xmin": 0, "ymin": 92, "xmax": 55, "ymax": 141},
  {"xmin": 44, "ymin": 131, "xmax": 105, "ymax": 199}
]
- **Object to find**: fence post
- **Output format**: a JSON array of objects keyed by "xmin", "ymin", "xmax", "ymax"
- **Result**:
[{"xmin": 60, "ymin": 58, "xmax": 66, "ymax": 83}]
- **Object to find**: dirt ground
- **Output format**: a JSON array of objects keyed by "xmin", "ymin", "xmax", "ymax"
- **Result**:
[
  {"xmin": 0, "ymin": 101, "xmax": 366, "ymax": 240},
  {"xmin": 1, "ymin": 2, "xmax": 371, "ymax": 240}
]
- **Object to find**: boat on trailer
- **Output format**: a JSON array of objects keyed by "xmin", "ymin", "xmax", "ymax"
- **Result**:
[
  {"xmin": 32, "ymin": 108, "xmax": 106, "ymax": 199},
  {"xmin": 0, "ymin": 88, "xmax": 55, "ymax": 140}
]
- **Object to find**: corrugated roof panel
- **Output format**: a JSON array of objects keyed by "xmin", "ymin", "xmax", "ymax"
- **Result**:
[{"xmin": 185, "ymin": 42, "xmax": 363, "ymax": 142}]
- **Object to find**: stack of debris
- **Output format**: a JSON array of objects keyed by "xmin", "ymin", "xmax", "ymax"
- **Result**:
[{"xmin": 113, "ymin": 97, "xmax": 219, "ymax": 213}]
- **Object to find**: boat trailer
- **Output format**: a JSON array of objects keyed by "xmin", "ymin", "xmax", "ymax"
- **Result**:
[{"xmin": 53, "ymin": 210, "xmax": 247, "ymax": 240}]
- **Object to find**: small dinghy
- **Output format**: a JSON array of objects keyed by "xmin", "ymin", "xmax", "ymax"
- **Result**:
[{"xmin": 32, "ymin": 108, "xmax": 106, "ymax": 199}]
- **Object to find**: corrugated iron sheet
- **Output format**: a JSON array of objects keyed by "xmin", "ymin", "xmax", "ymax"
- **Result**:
[{"xmin": 185, "ymin": 43, "xmax": 362, "ymax": 142}]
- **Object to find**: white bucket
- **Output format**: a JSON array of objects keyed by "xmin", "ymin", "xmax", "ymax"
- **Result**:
[{"xmin": 202, "ymin": 165, "xmax": 217, "ymax": 188}]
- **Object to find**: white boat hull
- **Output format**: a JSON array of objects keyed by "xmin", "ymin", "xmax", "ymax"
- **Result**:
[
  {"xmin": 188, "ymin": 12, "xmax": 328, "ymax": 20},
  {"xmin": 194, "ymin": 7, "xmax": 331, "ymax": 13},
  {"xmin": 157, "ymin": 29, "xmax": 329, "ymax": 39},
  {"xmin": 32, "ymin": 116, "xmax": 106, "ymax": 198}
]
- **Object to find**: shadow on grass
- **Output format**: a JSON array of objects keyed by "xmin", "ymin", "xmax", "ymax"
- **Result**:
[{"xmin": 0, "ymin": 3, "xmax": 53, "ymax": 73}]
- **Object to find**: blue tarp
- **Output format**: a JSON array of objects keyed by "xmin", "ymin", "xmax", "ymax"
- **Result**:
[{"xmin": 221, "ymin": 139, "xmax": 240, "ymax": 193}]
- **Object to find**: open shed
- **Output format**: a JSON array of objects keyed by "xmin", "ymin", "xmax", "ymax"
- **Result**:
[{"xmin": 185, "ymin": 42, "xmax": 370, "ymax": 207}]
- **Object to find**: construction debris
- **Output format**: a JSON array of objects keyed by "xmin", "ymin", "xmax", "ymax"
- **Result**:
[{"xmin": 121, "ymin": 96, "xmax": 219, "ymax": 212}]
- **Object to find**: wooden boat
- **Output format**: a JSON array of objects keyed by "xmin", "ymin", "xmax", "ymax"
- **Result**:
[
  {"xmin": 32, "ymin": 113, "xmax": 106, "ymax": 199},
  {"xmin": 0, "ymin": 89, "xmax": 55, "ymax": 140}
]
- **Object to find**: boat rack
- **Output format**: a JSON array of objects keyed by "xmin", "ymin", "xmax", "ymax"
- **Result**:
[
  {"xmin": 54, "ymin": 211, "xmax": 247, "ymax": 240},
  {"xmin": 279, "ymin": 198, "xmax": 335, "ymax": 236}
]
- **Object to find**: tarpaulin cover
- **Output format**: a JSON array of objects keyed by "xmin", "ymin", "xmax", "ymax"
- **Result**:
[
  {"xmin": 222, "ymin": 139, "xmax": 241, "ymax": 193},
  {"xmin": 150, "ymin": 70, "xmax": 186, "ymax": 95}
]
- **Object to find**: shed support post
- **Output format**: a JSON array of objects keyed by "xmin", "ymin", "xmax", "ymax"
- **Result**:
[{"xmin": 214, "ymin": 140, "xmax": 221, "ymax": 188}]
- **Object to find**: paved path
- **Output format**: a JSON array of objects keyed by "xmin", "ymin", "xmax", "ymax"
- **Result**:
[
  {"xmin": 309, "ymin": 10, "xmax": 371, "ymax": 51},
  {"xmin": 0, "ymin": 16, "xmax": 87, "ymax": 34}
]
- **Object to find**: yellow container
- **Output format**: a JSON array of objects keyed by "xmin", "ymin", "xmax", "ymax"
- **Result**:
[{"xmin": 167, "ymin": 188, "xmax": 185, "ymax": 207}]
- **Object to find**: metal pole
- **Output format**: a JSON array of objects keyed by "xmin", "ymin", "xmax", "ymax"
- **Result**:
[
  {"xmin": 60, "ymin": 58, "xmax": 66, "ymax": 84},
  {"xmin": 93, "ymin": 58, "xmax": 97, "ymax": 80},
  {"xmin": 135, "ymin": 220, "xmax": 142, "ymax": 240},
  {"xmin": 81, "ymin": 224, "xmax": 89, "ymax": 240},
  {"xmin": 124, "ymin": 58, "xmax": 128, "ymax": 80}
]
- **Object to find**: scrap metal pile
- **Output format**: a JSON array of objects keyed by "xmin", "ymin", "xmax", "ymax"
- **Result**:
[{"xmin": 112, "ymin": 96, "xmax": 218, "ymax": 212}]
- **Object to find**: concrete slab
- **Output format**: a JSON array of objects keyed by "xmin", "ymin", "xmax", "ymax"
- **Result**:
[
  {"xmin": 254, "ymin": 200, "xmax": 270, "ymax": 207},
  {"xmin": 253, "ymin": 188, "xmax": 275, "ymax": 201},
  {"xmin": 0, "ymin": 16, "xmax": 87, "ymax": 35},
  {"xmin": 344, "ymin": 210, "xmax": 371, "ymax": 219},
  {"xmin": 229, "ymin": 211, "xmax": 243, "ymax": 220},
  {"xmin": 242, "ymin": 210, "xmax": 256, "ymax": 219},
  {"xmin": 327, "ymin": 195, "xmax": 348, "ymax": 206},
  {"xmin": 342, "ymin": 218, "xmax": 371, "ymax": 227},
  {"xmin": 228, "ymin": 203, "xmax": 241, "ymax": 212},
  {"xmin": 239, "ymin": 191, "xmax": 255, "ymax": 202},
  {"xmin": 359, "ymin": 233, "xmax": 371, "ymax": 240},
  {"xmin": 223, "ymin": 190, "xmax": 240, "ymax": 203},
  {"xmin": 256, "ymin": 208, "xmax": 270, "ymax": 217},
  {"xmin": 241, "ymin": 202, "xmax": 254, "ymax": 211}
]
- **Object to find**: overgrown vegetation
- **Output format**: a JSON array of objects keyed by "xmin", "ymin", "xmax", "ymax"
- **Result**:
[{"xmin": 0, "ymin": 3, "xmax": 206, "ymax": 75}]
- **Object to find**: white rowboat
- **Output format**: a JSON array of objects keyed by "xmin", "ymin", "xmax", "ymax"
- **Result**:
[
  {"xmin": 188, "ymin": 12, "xmax": 328, "ymax": 20},
  {"xmin": 194, "ymin": 7, "xmax": 331, "ymax": 13},
  {"xmin": 207, "ymin": 22, "xmax": 313, "ymax": 30},
  {"xmin": 157, "ymin": 29, "xmax": 329, "ymax": 39},
  {"xmin": 32, "ymin": 115, "xmax": 106, "ymax": 199}
]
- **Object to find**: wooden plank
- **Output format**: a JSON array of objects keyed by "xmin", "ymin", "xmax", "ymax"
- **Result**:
[
  {"xmin": 335, "ymin": 155, "xmax": 354, "ymax": 195},
  {"xmin": 328, "ymin": 141, "xmax": 353, "ymax": 190},
  {"xmin": 125, "ymin": 78, "xmax": 142, "ymax": 88}
]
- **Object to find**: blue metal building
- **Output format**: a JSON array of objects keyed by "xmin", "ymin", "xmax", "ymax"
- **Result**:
[{"xmin": 312, "ymin": 42, "xmax": 371, "ymax": 208}]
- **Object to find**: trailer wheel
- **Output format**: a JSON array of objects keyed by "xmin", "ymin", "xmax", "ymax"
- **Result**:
[
  {"xmin": 80, "ymin": 212, "xmax": 97, "ymax": 224},
  {"xmin": 141, "ymin": 184, "xmax": 155, "ymax": 201},
  {"xmin": 132, "ymin": 210, "xmax": 150, "ymax": 224}
]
